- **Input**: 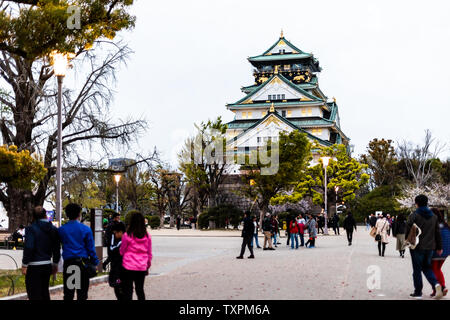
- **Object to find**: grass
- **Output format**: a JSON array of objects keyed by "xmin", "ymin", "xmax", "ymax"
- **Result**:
[{"xmin": 0, "ymin": 269, "xmax": 108, "ymax": 298}]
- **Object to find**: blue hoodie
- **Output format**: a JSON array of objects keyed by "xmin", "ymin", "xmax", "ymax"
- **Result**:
[{"xmin": 58, "ymin": 220, "xmax": 99, "ymax": 265}]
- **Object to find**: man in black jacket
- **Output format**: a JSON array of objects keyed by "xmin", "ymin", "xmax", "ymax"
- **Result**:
[
  {"xmin": 343, "ymin": 212, "xmax": 357, "ymax": 246},
  {"xmin": 369, "ymin": 213, "xmax": 377, "ymax": 228},
  {"xmin": 22, "ymin": 206, "xmax": 61, "ymax": 300},
  {"xmin": 406, "ymin": 194, "xmax": 443, "ymax": 299},
  {"xmin": 237, "ymin": 213, "xmax": 255, "ymax": 259}
]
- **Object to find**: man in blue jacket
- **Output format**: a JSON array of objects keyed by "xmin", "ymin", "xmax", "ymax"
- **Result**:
[
  {"xmin": 22, "ymin": 206, "xmax": 61, "ymax": 300},
  {"xmin": 58, "ymin": 203, "xmax": 99, "ymax": 300}
]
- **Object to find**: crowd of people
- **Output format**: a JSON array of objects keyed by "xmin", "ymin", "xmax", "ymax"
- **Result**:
[{"xmin": 21, "ymin": 204, "xmax": 152, "ymax": 301}]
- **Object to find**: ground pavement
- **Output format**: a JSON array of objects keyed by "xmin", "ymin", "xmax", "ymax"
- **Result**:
[{"xmin": 42, "ymin": 228, "xmax": 450, "ymax": 300}]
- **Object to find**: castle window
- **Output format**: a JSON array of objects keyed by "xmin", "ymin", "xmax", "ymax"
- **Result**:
[
  {"xmin": 268, "ymin": 95, "xmax": 272, "ymax": 100},
  {"xmin": 287, "ymin": 110, "xmax": 292, "ymax": 117},
  {"xmin": 247, "ymin": 111, "xmax": 252, "ymax": 119},
  {"xmin": 242, "ymin": 112, "xmax": 247, "ymax": 119},
  {"xmin": 282, "ymin": 110, "xmax": 286, "ymax": 117},
  {"xmin": 282, "ymin": 94, "xmax": 285, "ymax": 100}
]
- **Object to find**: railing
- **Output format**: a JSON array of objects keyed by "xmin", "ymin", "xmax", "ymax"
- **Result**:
[{"xmin": 0, "ymin": 253, "xmax": 21, "ymax": 297}]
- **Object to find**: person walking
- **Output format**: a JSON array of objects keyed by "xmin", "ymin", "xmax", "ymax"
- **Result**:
[
  {"xmin": 237, "ymin": 213, "xmax": 255, "ymax": 259},
  {"xmin": 305, "ymin": 214, "xmax": 317, "ymax": 248},
  {"xmin": 375, "ymin": 213, "xmax": 390, "ymax": 257},
  {"xmin": 58, "ymin": 203, "xmax": 99, "ymax": 301},
  {"xmin": 286, "ymin": 214, "xmax": 292, "ymax": 246},
  {"xmin": 369, "ymin": 213, "xmax": 377, "ymax": 228},
  {"xmin": 289, "ymin": 219, "xmax": 300, "ymax": 249},
  {"xmin": 393, "ymin": 214, "xmax": 407, "ymax": 258},
  {"xmin": 262, "ymin": 213, "xmax": 275, "ymax": 250},
  {"xmin": 317, "ymin": 213, "xmax": 324, "ymax": 234},
  {"xmin": 343, "ymin": 212, "xmax": 357, "ymax": 246},
  {"xmin": 333, "ymin": 213, "xmax": 340, "ymax": 235},
  {"xmin": 271, "ymin": 215, "xmax": 279, "ymax": 247},
  {"xmin": 105, "ymin": 212, "xmax": 121, "ymax": 250},
  {"xmin": 22, "ymin": 207, "xmax": 60, "ymax": 300},
  {"xmin": 406, "ymin": 195, "xmax": 443, "ymax": 299},
  {"xmin": 251, "ymin": 215, "xmax": 261, "ymax": 249},
  {"xmin": 120, "ymin": 211, "xmax": 152, "ymax": 300},
  {"xmin": 429, "ymin": 208, "xmax": 449, "ymax": 297}
]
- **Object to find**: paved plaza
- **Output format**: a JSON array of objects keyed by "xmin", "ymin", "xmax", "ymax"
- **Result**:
[{"xmin": 15, "ymin": 228, "xmax": 448, "ymax": 300}]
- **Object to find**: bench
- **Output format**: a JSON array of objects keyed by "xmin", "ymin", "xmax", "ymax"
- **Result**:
[{"xmin": 0, "ymin": 234, "xmax": 24, "ymax": 250}]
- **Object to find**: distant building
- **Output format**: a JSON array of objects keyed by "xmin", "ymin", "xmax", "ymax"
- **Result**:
[
  {"xmin": 108, "ymin": 158, "xmax": 134, "ymax": 172},
  {"xmin": 225, "ymin": 31, "xmax": 350, "ymax": 167}
]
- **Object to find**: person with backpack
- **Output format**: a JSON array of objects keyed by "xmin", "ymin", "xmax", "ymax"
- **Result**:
[
  {"xmin": 430, "ymin": 208, "xmax": 449, "ymax": 298},
  {"xmin": 103, "ymin": 221, "xmax": 126, "ymax": 300},
  {"xmin": 393, "ymin": 214, "xmax": 407, "ymax": 258},
  {"xmin": 58, "ymin": 203, "xmax": 99, "ymax": 300},
  {"xmin": 405, "ymin": 195, "xmax": 443, "ymax": 299},
  {"xmin": 343, "ymin": 212, "xmax": 357, "ymax": 246},
  {"xmin": 375, "ymin": 213, "xmax": 390, "ymax": 257},
  {"xmin": 120, "ymin": 211, "xmax": 152, "ymax": 300},
  {"xmin": 262, "ymin": 213, "xmax": 274, "ymax": 250},
  {"xmin": 22, "ymin": 206, "xmax": 61, "ymax": 300}
]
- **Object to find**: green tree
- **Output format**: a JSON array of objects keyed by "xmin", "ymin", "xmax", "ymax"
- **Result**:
[
  {"xmin": 240, "ymin": 130, "xmax": 311, "ymax": 224},
  {"xmin": 0, "ymin": 145, "xmax": 46, "ymax": 228},
  {"xmin": 272, "ymin": 143, "xmax": 369, "ymax": 212},
  {"xmin": 361, "ymin": 138, "xmax": 397, "ymax": 189}
]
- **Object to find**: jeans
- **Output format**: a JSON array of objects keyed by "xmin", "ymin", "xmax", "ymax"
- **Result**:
[
  {"xmin": 272, "ymin": 233, "xmax": 278, "ymax": 245},
  {"xmin": 122, "ymin": 269, "xmax": 147, "ymax": 300},
  {"xmin": 252, "ymin": 234, "xmax": 260, "ymax": 248},
  {"xmin": 290, "ymin": 233, "xmax": 299, "ymax": 249},
  {"xmin": 410, "ymin": 249, "xmax": 438, "ymax": 295},
  {"xmin": 25, "ymin": 264, "xmax": 52, "ymax": 300},
  {"xmin": 63, "ymin": 259, "xmax": 90, "ymax": 301},
  {"xmin": 299, "ymin": 233, "xmax": 305, "ymax": 246}
]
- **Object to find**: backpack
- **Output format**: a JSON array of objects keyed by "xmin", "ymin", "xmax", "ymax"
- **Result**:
[{"xmin": 405, "ymin": 223, "xmax": 422, "ymax": 250}]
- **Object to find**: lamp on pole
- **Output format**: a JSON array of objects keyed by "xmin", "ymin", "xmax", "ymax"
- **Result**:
[
  {"xmin": 51, "ymin": 51, "xmax": 70, "ymax": 227},
  {"xmin": 114, "ymin": 174, "xmax": 121, "ymax": 212},
  {"xmin": 335, "ymin": 186, "xmax": 339, "ymax": 216},
  {"xmin": 321, "ymin": 156, "xmax": 331, "ymax": 235}
]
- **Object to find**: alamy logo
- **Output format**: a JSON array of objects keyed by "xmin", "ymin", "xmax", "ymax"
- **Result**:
[
  {"xmin": 67, "ymin": 6, "xmax": 81, "ymax": 30},
  {"xmin": 366, "ymin": 265, "xmax": 381, "ymax": 290},
  {"xmin": 66, "ymin": 265, "xmax": 81, "ymax": 290}
]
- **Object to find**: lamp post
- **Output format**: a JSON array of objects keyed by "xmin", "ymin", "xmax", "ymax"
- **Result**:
[
  {"xmin": 114, "ymin": 174, "xmax": 121, "ymax": 212},
  {"xmin": 321, "ymin": 156, "xmax": 331, "ymax": 235},
  {"xmin": 335, "ymin": 186, "xmax": 339, "ymax": 216},
  {"xmin": 51, "ymin": 51, "xmax": 69, "ymax": 227}
]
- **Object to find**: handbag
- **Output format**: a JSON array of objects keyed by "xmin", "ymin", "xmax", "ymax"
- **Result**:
[
  {"xmin": 369, "ymin": 227, "xmax": 377, "ymax": 238},
  {"xmin": 375, "ymin": 221, "xmax": 387, "ymax": 242}
]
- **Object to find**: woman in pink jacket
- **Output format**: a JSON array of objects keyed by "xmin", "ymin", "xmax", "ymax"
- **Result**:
[{"xmin": 119, "ymin": 211, "xmax": 152, "ymax": 300}]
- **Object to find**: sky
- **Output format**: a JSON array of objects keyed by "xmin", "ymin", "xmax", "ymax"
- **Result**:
[{"xmin": 106, "ymin": 0, "xmax": 450, "ymax": 167}]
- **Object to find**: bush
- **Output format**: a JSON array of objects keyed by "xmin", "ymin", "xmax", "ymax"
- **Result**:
[
  {"xmin": 198, "ymin": 211, "xmax": 210, "ymax": 229},
  {"xmin": 147, "ymin": 215, "xmax": 160, "ymax": 229}
]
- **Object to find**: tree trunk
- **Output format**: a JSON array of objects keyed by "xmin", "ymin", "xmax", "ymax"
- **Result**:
[{"xmin": 6, "ymin": 188, "xmax": 35, "ymax": 233}]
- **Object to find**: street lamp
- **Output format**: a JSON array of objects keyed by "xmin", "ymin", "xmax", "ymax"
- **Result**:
[
  {"xmin": 335, "ymin": 186, "xmax": 339, "ymax": 216},
  {"xmin": 114, "ymin": 174, "xmax": 121, "ymax": 212},
  {"xmin": 321, "ymin": 156, "xmax": 331, "ymax": 235},
  {"xmin": 51, "ymin": 51, "xmax": 70, "ymax": 227}
]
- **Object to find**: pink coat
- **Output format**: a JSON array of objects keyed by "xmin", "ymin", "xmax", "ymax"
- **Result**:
[{"xmin": 120, "ymin": 232, "xmax": 152, "ymax": 271}]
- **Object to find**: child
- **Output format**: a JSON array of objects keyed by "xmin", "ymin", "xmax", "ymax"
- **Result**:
[{"xmin": 104, "ymin": 221, "xmax": 126, "ymax": 300}]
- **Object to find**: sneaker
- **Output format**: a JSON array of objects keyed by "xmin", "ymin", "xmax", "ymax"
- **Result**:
[
  {"xmin": 269, "ymin": 248, "xmax": 275, "ymax": 250},
  {"xmin": 257, "ymin": 246, "xmax": 262, "ymax": 249},
  {"xmin": 409, "ymin": 293, "xmax": 422, "ymax": 299},
  {"xmin": 435, "ymin": 284, "xmax": 444, "ymax": 299},
  {"xmin": 263, "ymin": 248, "xmax": 268, "ymax": 251},
  {"xmin": 236, "ymin": 256, "xmax": 243, "ymax": 259},
  {"xmin": 309, "ymin": 246, "xmax": 315, "ymax": 249},
  {"xmin": 443, "ymin": 287, "xmax": 448, "ymax": 296},
  {"xmin": 248, "ymin": 255, "xmax": 255, "ymax": 259}
]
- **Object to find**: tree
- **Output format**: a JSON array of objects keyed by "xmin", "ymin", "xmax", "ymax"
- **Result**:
[
  {"xmin": 361, "ymin": 138, "xmax": 397, "ymax": 189},
  {"xmin": 240, "ymin": 130, "xmax": 311, "ymax": 225},
  {"xmin": 0, "ymin": 1, "xmax": 144, "ymax": 231},
  {"xmin": 161, "ymin": 171, "xmax": 191, "ymax": 227},
  {"xmin": 397, "ymin": 183, "xmax": 450, "ymax": 211},
  {"xmin": 397, "ymin": 130, "xmax": 445, "ymax": 188},
  {"xmin": 0, "ymin": 144, "xmax": 47, "ymax": 228},
  {"xmin": 147, "ymin": 165, "xmax": 169, "ymax": 228},
  {"xmin": 273, "ymin": 143, "xmax": 369, "ymax": 213},
  {"xmin": 179, "ymin": 117, "xmax": 229, "ymax": 215}
]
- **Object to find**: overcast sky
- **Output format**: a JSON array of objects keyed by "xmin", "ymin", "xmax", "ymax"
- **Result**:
[{"xmin": 108, "ymin": 0, "xmax": 450, "ymax": 166}]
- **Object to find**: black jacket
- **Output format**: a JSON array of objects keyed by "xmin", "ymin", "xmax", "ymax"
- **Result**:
[
  {"xmin": 241, "ymin": 217, "xmax": 255, "ymax": 238},
  {"xmin": 22, "ymin": 220, "xmax": 60, "ymax": 267},
  {"xmin": 369, "ymin": 216, "xmax": 377, "ymax": 227},
  {"xmin": 343, "ymin": 215, "xmax": 357, "ymax": 231},
  {"xmin": 393, "ymin": 220, "xmax": 406, "ymax": 236},
  {"xmin": 406, "ymin": 207, "xmax": 442, "ymax": 251},
  {"xmin": 105, "ymin": 235, "xmax": 123, "ymax": 287},
  {"xmin": 262, "ymin": 217, "xmax": 272, "ymax": 232}
]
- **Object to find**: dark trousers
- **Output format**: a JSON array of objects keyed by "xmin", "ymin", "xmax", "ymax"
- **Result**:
[
  {"xmin": 378, "ymin": 241, "xmax": 386, "ymax": 256},
  {"xmin": 410, "ymin": 249, "xmax": 438, "ymax": 295},
  {"xmin": 334, "ymin": 226, "xmax": 340, "ymax": 235},
  {"xmin": 306, "ymin": 238, "xmax": 315, "ymax": 247},
  {"xmin": 122, "ymin": 269, "xmax": 147, "ymax": 300},
  {"xmin": 346, "ymin": 229, "xmax": 353, "ymax": 244},
  {"xmin": 25, "ymin": 264, "xmax": 52, "ymax": 300},
  {"xmin": 286, "ymin": 231, "xmax": 290, "ymax": 245},
  {"xmin": 63, "ymin": 259, "xmax": 90, "ymax": 301},
  {"xmin": 239, "ymin": 236, "xmax": 254, "ymax": 257}
]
